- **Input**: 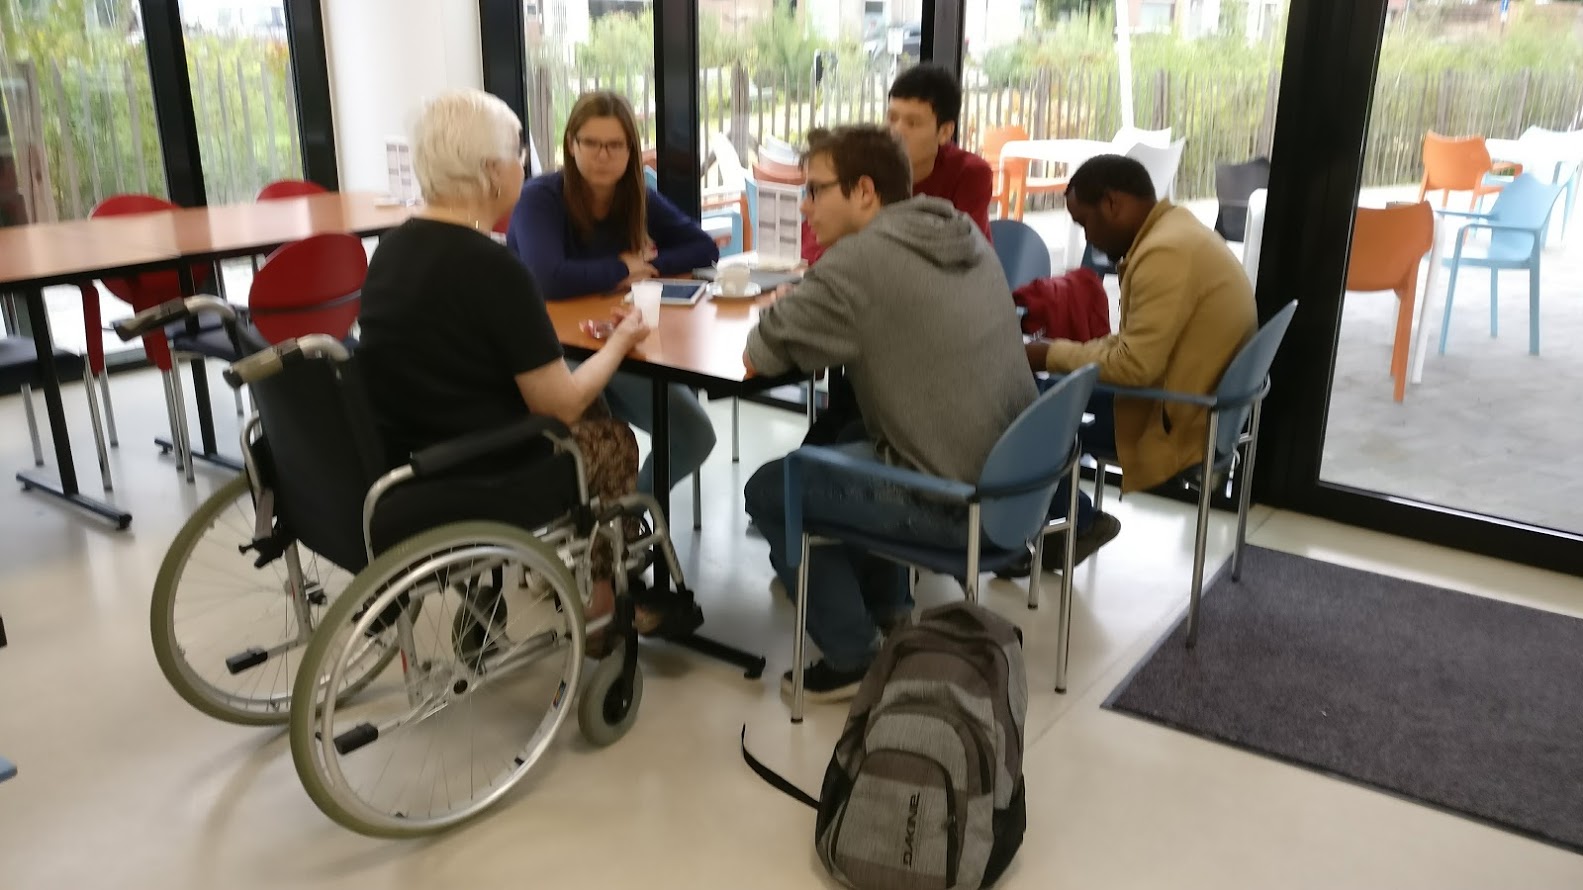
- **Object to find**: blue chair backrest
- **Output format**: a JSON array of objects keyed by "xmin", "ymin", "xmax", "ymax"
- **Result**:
[
  {"xmin": 1486, "ymin": 173, "xmax": 1564, "ymax": 258},
  {"xmin": 989, "ymin": 219, "xmax": 1051, "ymax": 290},
  {"xmin": 976, "ymin": 364, "xmax": 1099, "ymax": 550},
  {"xmin": 1211, "ymin": 301, "xmax": 1297, "ymax": 460}
]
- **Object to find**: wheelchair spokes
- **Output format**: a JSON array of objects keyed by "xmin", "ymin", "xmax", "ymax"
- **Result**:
[{"xmin": 290, "ymin": 525, "xmax": 585, "ymax": 837}]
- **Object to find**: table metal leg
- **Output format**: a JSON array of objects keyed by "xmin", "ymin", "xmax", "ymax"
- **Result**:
[
  {"xmin": 646, "ymin": 378, "xmax": 765, "ymax": 679},
  {"xmin": 14, "ymin": 286, "xmax": 131, "ymax": 529},
  {"xmin": 650, "ymin": 377, "xmax": 671, "ymax": 593}
]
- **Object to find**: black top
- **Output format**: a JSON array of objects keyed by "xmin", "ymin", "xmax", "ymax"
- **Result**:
[{"xmin": 357, "ymin": 218, "xmax": 564, "ymax": 460}]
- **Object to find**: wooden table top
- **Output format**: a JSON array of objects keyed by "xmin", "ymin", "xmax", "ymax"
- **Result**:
[
  {"xmin": 138, "ymin": 191, "xmax": 414, "ymax": 259},
  {"xmin": 0, "ymin": 224, "xmax": 179, "ymax": 288},
  {"xmin": 544, "ymin": 290, "xmax": 790, "ymax": 392},
  {"xmin": 0, "ymin": 192, "xmax": 413, "ymax": 288}
]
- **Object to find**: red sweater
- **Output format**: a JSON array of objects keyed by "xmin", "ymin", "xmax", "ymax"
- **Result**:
[{"xmin": 800, "ymin": 141, "xmax": 994, "ymax": 265}]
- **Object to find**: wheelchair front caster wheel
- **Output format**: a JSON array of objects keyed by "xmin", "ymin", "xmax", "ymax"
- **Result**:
[{"xmin": 578, "ymin": 654, "xmax": 642, "ymax": 747}]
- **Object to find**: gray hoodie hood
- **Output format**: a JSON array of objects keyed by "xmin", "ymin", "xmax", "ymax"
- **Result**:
[{"xmin": 870, "ymin": 196, "xmax": 988, "ymax": 269}]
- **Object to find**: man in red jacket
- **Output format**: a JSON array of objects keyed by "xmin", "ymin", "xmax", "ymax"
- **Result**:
[{"xmin": 801, "ymin": 63, "xmax": 993, "ymax": 265}]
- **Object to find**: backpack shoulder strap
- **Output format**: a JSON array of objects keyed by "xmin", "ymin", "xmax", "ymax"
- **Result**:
[{"xmin": 740, "ymin": 725, "xmax": 818, "ymax": 809}]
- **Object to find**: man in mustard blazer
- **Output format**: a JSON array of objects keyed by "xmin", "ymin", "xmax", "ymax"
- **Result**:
[{"xmin": 1027, "ymin": 154, "xmax": 1256, "ymax": 543}]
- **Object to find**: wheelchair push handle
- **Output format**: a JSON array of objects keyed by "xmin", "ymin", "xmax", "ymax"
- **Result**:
[
  {"xmin": 222, "ymin": 334, "xmax": 350, "ymax": 389},
  {"xmin": 112, "ymin": 295, "xmax": 236, "ymax": 341}
]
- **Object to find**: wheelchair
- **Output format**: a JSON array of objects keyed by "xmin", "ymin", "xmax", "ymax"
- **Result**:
[{"xmin": 117, "ymin": 297, "xmax": 711, "ymax": 837}]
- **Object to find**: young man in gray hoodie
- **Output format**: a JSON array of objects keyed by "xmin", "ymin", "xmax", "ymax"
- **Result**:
[{"xmin": 742, "ymin": 125, "xmax": 1039, "ymax": 700}]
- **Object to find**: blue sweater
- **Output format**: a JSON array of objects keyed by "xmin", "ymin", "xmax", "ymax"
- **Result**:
[{"xmin": 506, "ymin": 171, "xmax": 720, "ymax": 301}]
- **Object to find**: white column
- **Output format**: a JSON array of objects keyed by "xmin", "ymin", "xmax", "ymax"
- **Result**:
[
  {"xmin": 1115, "ymin": 0, "xmax": 1135, "ymax": 129},
  {"xmin": 322, "ymin": 0, "xmax": 484, "ymax": 194}
]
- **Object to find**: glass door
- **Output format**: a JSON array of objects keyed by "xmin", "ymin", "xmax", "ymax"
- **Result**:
[{"xmin": 1318, "ymin": 1, "xmax": 1583, "ymax": 537}]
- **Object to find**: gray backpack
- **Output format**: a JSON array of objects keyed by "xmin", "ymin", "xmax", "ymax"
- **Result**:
[{"xmin": 745, "ymin": 602, "xmax": 1028, "ymax": 890}]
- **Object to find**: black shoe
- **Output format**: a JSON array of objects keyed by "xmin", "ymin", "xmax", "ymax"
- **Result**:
[
  {"xmin": 780, "ymin": 659, "xmax": 868, "ymax": 703},
  {"xmin": 995, "ymin": 512, "xmax": 1123, "ymax": 578},
  {"xmin": 1044, "ymin": 512, "xmax": 1122, "ymax": 571}
]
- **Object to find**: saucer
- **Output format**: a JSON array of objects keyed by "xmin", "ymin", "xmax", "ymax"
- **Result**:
[{"xmin": 710, "ymin": 282, "xmax": 763, "ymax": 299}]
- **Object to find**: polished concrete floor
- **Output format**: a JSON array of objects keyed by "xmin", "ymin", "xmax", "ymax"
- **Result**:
[{"xmin": 1, "ymin": 366, "xmax": 1581, "ymax": 889}]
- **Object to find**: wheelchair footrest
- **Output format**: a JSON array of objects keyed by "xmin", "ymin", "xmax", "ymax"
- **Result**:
[
  {"xmin": 226, "ymin": 647, "xmax": 268, "ymax": 675},
  {"xmin": 333, "ymin": 723, "xmax": 378, "ymax": 756}
]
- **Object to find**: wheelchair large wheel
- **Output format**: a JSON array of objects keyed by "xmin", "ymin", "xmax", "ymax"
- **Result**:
[
  {"xmin": 289, "ymin": 521, "xmax": 584, "ymax": 838},
  {"xmin": 151, "ymin": 474, "xmax": 397, "ymax": 725}
]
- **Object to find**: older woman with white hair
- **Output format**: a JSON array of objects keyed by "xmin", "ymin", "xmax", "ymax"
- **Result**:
[{"xmin": 356, "ymin": 89, "xmax": 699, "ymax": 645}]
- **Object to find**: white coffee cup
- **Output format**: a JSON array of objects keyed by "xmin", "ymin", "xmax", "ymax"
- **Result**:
[
  {"xmin": 717, "ymin": 263, "xmax": 753, "ymax": 296},
  {"xmin": 630, "ymin": 281, "xmax": 663, "ymax": 328}
]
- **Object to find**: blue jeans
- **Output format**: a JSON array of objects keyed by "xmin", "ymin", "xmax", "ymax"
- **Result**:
[
  {"xmin": 743, "ymin": 442, "xmax": 971, "ymax": 672},
  {"xmin": 601, "ymin": 371, "xmax": 718, "ymax": 494}
]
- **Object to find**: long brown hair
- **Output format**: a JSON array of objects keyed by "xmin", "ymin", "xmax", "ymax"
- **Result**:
[{"xmin": 561, "ymin": 90, "xmax": 647, "ymax": 253}]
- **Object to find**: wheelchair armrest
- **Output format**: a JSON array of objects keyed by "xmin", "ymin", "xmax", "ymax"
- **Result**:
[
  {"xmin": 787, "ymin": 446, "xmax": 976, "ymax": 503},
  {"xmin": 408, "ymin": 416, "xmax": 572, "ymax": 479},
  {"xmin": 114, "ymin": 295, "xmax": 235, "ymax": 341},
  {"xmin": 1096, "ymin": 379, "xmax": 1270, "ymax": 413},
  {"xmin": 1095, "ymin": 382, "xmax": 1217, "ymax": 408}
]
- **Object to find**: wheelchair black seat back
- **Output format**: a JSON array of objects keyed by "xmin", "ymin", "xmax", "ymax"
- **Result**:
[{"xmin": 245, "ymin": 342, "xmax": 581, "ymax": 574}]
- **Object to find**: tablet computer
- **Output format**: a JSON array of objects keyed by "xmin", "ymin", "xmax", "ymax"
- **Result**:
[{"xmin": 652, "ymin": 279, "xmax": 708, "ymax": 306}]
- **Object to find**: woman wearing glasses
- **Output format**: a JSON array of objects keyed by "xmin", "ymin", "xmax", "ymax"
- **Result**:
[{"xmin": 508, "ymin": 90, "xmax": 719, "ymax": 497}]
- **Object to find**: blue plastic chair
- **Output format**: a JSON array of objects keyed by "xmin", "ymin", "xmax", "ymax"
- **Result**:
[
  {"xmin": 0, "ymin": 756, "xmax": 15, "ymax": 783},
  {"xmin": 782, "ymin": 364, "xmax": 1100, "ymax": 720},
  {"xmin": 989, "ymin": 218, "xmax": 1052, "ymax": 290},
  {"xmin": 1087, "ymin": 301, "xmax": 1297, "ymax": 648},
  {"xmin": 1436, "ymin": 173, "xmax": 1564, "ymax": 356}
]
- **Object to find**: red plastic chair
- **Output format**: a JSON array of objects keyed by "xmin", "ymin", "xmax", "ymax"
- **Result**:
[
  {"xmin": 249, "ymin": 233, "xmax": 367, "ymax": 343},
  {"xmin": 256, "ymin": 179, "xmax": 329, "ymax": 201},
  {"xmin": 78, "ymin": 194, "xmax": 213, "ymax": 480}
]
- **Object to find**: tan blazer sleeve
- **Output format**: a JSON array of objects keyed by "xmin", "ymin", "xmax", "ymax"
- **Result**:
[{"xmin": 1043, "ymin": 242, "xmax": 1197, "ymax": 386}]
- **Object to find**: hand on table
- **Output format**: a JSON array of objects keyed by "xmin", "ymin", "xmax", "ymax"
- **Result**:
[{"xmin": 608, "ymin": 303, "xmax": 652, "ymax": 350}]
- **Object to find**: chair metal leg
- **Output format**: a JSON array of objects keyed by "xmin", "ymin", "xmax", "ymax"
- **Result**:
[
  {"xmin": 167, "ymin": 368, "xmax": 195, "ymax": 483},
  {"xmin": 1055, "ymin": 451, "xmax": 1081, "ymax": 692},
  {"xmin": 731, "ymin": 398, "xmax": 740, "ymax": 463},
  {"xmin": 1185, "ymin": 413, "xmax": 1220, "ymax": 649},
  {"xmin": 160, "ymin": 371, "xmax": 185, "ymax": 473},
  {"xmin": 805, "ymin": 377, "xmax": 818, "ymax": 424},
  {"xmin": 82, "ymin": 371, "xmax": 113, "ymax": 492},
  {"xmin": 1489, "ymin": 268, "xmax": 1499, "ymax": 339},
  {"xmin": 98, "ymin": 373, "xmax": 118, "ymax": 447},
  {"xmin": 1029, "ymin": 531, "xmax": 1045, "ymax": 611},
  {"xmin": 1232, "ymin": 401, "xmax": 1263, "ymax": 582},
  {"xmin": 1528, "ymin": 257, "xmax": 1541, "ymax": 356},
  {"xmin": 1438, "ymin": 265, "xmax": 1462, "ymax": 354},
  {"xmin": 791, "ymin": 533, "xmax": 812, "ymax": 724},
  {"xmin": 20, "ymin": 384, "xmax": 44, "ymax": 467},
  {"xmin": 691, "ymin": 470, "xmax": 702, "ymax": 531},
  {"xmin": 964, "ymin": 502, "xmax": 981, "ymax": 603},
  {"xmin": 1092, "ymin": 458, "xmax": 1107, "ymax": 513},
  {"xmin": 233, "ymin": 386, "xmax": 245, "ymax": 417}
]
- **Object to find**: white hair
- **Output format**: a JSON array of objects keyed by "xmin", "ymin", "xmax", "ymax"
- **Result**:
[{"xmin": 412, "ymin": 89, "xmax": 521, "ymax": 204}]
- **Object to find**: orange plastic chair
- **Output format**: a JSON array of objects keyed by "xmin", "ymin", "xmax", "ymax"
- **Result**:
[
  {"xmin": 1418, "ymin": 133, "xmax": 1515, "ymax": 210},
  {"xmin": 981, "ymin": 125, "xmax": 1029, "ymax": 220},
  {"xmin": 996, "ymin": 125, "xmax": 1070, "ymax": 222},
  {"xmin": 1346, "ymin": 202, "xmax": 1435, "ymax": 402}
]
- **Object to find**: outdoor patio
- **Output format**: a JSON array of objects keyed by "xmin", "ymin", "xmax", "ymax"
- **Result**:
[{"xmin": 1020, "ymin": 185, "xmax": 1583, "ymax": 535}]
